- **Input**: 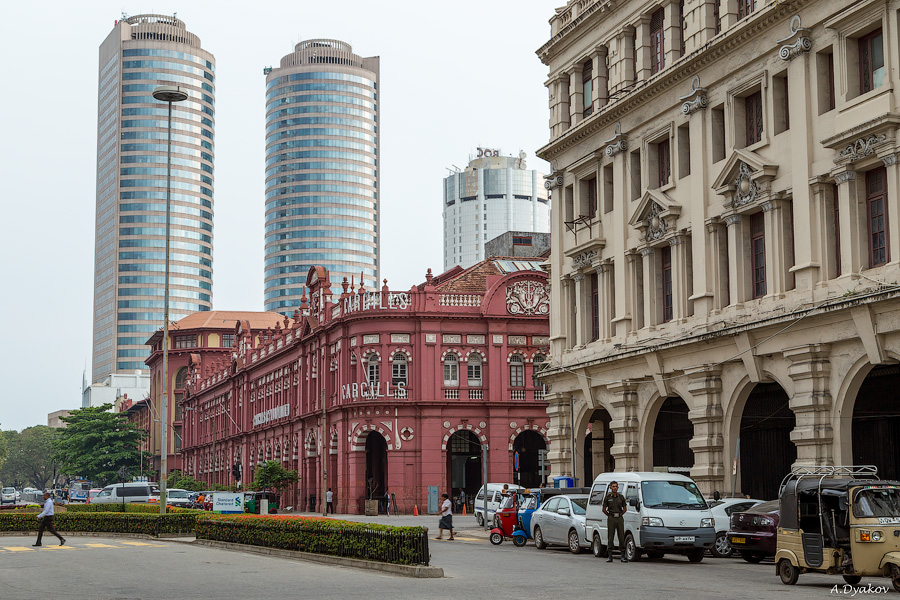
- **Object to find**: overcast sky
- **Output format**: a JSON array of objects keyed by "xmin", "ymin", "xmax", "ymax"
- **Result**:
[{"xmin": 0, "ymin": 0, "xmax": 555, "ymax": 431}]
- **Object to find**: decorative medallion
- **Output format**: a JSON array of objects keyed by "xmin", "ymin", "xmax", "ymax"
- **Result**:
[
  {"xmin": 506, "ymin": 281, "xmax": 550, "ymax": 316},
  {"xmin": 839, "ymin": 134, "xmax": 887, "ymax": 161},
  {"xmin": 425, "ymin": 333, "xmax": 437, "ymax": 343},
  {"xmin": 571, "ymin": 250, "xmax": 597, "ymax": 270},
  {"xmin": 680, "ymin": 75, "xmax": 708, "ymax": 115},
  {"xmin": 443, "ymin": 420, "xmax": 451, "ymax": 429},
  {"xmin": 646, "ymin": 202, "xmax": 668, "ymax": 241},
  {"xmin": 399, "ymin": 427, "xmax": 414, "ymax": 441},
  {"xmin": 733, "ymin": 161, "xmax": 759, "ymax": 207},
  {"xmin": 510, "ymin": 421, "xmax": 518, "ymax": 429},
  {"xmin": 777, "ymin": 16, "xmax": 812, "ymax": 61},
  {"xmin": 479, "ymin": 421, "xmax": 486, "ymax": 429}
]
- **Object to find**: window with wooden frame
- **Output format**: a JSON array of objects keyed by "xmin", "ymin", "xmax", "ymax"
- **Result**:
[
  {"xmin": 391, "ymin": 352, "xmax": 407, "ymax": 385},
  {"xmin": 656, "ymin": 138, "xmax": 671, "ymax": 187},
  {"xmin": 586, "ymin": 177, "xmax": 598, "ymax": 216},
  {"xmin": 509, "ymin": 355, "xmax": 525, "ymax": 388},
  {"xmin": 773, "ymin": 72, "xmax": 789, "ymax": 134},
  {"xmin": 650, "ymin": 8, "xmax": 665, "ymax": 75},
  {"xmin": 366, "ymin": 352, "xmax": 379, "ymax": 385},
  {"xmin": 661, "ymin": 245, "xmax": 674, "ymax": 322},
  {"xmin": 582, "ymin": 59, "xmax": 593, "ymax": 118},
  {"xmin": 817, "ymin": 50, "xmax": 835, "ymax": 115},
  {"xmin": 443, "ymin": 353, "xmax": 459, "ymax": 387},
  {"xmin": 750, "ymin": 212, "xmax": 766, "ymax": 298},
  {"xmin": 467, "ymin": 354, "xmax": 482, "ymax": 387},
  {"xmin": 859, "ymin": 28, "xmax": 885, "ymax": 94},
  {"xmin": 866, "ymin": 167, "xmax": 889, "ymax": 267},
  {"xmin": 714, "ymin": 0, "xmax": 721, "ymax": 34},
  {"xmin": 174, "ymin": 335, "xmax": 196, "ymax": 349},
  {"xmin": 591, "ymin": 273, "xmax": 600, "ymax": 341},
  {"xmin": 679, "ymin": 0, "xmax": 686, "ymax": 56},
  {"xmin": 738, "ymin": 0, "xmax": 756, "ymax": 19},
  {"xmin": 744, "ymin": 91, "xmax": 763, "ymax": 146}
]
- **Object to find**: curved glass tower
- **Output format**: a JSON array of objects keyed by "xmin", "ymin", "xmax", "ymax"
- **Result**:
[
  {"xmin": 264, "ymin": 39, "xmax": 380, "ymax": 314},
  {"xmin": 92, "ymin": 15, "xmax": 215, "ymax": 382}
]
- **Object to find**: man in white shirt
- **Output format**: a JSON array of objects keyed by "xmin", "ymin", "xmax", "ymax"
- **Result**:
[
  {"xmin": 33, "ymin": 491, "xmax": 65, "ymax": 547},
  {"xmin": 326, "ymin": 488, "xmax": 334, "ymax": 514},
  {"xmin": 436, "ymin": 493, "xmax": 455, "ymax": 540}
]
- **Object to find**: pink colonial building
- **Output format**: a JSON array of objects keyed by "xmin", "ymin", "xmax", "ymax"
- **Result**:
[{"xmin": 180, "ymin": 259, "xmax": 551, "ymax": 514}]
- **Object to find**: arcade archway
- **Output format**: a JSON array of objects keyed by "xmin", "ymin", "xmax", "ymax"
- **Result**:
[
  {"xmin": 513, "ymin": 430, "xmax": 547, "ymax": 488},
  {"xmin": 652, "ymin": 396, "xmax": 694, "ymax": 473},
  {"xmin": 738, "ymin": 382, "xmax": 795, "ymax": 500},
  {"xmin": 852, "ymin": 364, "xmax": 900, "ymax": 480},
  {"xmin": 365, "ymin": 433, "xmax": 388, "ymax": 502},
  {"xmin": 583, "ymin": 409, "xmax": 613, "ymax": 483},
  {"xmin": 447, "ymin": 430, "xmax": 482, "ymax": 500}
]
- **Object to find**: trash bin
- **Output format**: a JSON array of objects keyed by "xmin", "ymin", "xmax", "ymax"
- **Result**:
[
  {"xmin": 364, "ymin": 499, "xmax": 379, "ymax": 516},
  {"xmin": 309, "ymin": 494, "xmax": 317, "ymax": 512},
  {"xmin": 553, "ymin": 476, "xmax": 575, "ymax": 488}
]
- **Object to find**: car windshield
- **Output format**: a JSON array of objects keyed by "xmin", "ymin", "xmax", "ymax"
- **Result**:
[
  {"xmin": 854, "ymin": 487, "xmax": 900, "ymax": 518},
  {"xmin": 168, "ymin": 491, "xmax": 189, "ymax": 499},
  {"xmin": 641, "ymin": 480, "xmax": 707, "ymax": 509},
  {"xmin": 571, "ymin": 497, "xmax": 588, "ymax": 515},
  {"xmin": 2, "ymin": 488, "xmax": 14, "ymax": 494}
]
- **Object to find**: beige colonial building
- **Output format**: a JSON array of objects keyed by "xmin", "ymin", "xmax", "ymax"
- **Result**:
[{"xmin": 536, "ymin": 0, "xmax": 900, "ymax": 499}]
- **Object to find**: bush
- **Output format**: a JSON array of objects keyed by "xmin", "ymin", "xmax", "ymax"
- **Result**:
[
  {"xmin": 0, "ymin": 512, "xmax": 197, "ymax": 536},
  {"xmin": 66, "ymin": 503, "xmax": 200, "ymax": 514},
  {"xmin": 196, "ymin": 516, "xmax": 430, "ymax": 565}
]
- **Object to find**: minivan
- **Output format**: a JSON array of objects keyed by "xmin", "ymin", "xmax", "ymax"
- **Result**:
[
  {"xmin": 1, "ymin": 487, "xmax": 16, "ymax": 504},
  {"xmin": 474, "ymin": 483, "xmax": 521, "ymax": 526},
  {"xmin": 91, "ymin": 482, "xmax": 155, "ymax": 504},
  {"xmin": 584, "ymin": 472, "xmax": 715, "ymax": 562}
]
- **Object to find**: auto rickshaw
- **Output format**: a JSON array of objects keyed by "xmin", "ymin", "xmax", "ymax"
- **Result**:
[
  {"xmin": 775, "ymin": 465, "xmax": 900, "ymax": 592},
  {"xmin": 244, "ymin": 491, "xmax": 280, "ymax": 514},
  {"xmin": 490, "ymin": 491, "xmax": 528, "ymax": 546}
]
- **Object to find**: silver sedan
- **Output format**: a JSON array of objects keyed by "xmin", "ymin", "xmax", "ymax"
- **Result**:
[{"xmin": 531, "ymin": 494, "xmax": 590, "ymax": 553}]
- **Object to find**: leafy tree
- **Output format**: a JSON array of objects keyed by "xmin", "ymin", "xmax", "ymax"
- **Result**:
[
  {"xmin": 251, "ymin": 460, "xmax": 299, "ymax": 494},
  {"xmin": 165, "ymin": 470, "xmax": 208, "ymax": 492},
  {"xmin": 0, "ymin": 426, "xmax": 7, "ymax": 474},
  {"xmin": 52, "ymin": 404, "xmax": 146, "ymax": 486},
  {"xmin": 0, "ymin": 427, "xmax": 60, "ymax": 489}
]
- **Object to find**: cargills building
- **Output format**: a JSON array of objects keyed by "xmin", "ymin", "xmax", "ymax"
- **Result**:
[{"xmin": 264, "ymin": 40, "xmax": 380, "ymax": 314}]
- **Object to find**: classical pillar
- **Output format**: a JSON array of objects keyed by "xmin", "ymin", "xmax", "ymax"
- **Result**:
[
  {"xmin": 592, "ymin": 46, "xmax": 609, "ymax": 110},
  {"xmin": 684, "ymin": 0, "xmax": 717, "ymax": 53},
  {"xmin": 810, "ymin": 180, "xmax": 838, "ymax": 282},
  {"xmin": 607, "ymin": 381, "xmax": 641, "ymax": 471},
  {"xmin": 545, "ymin": 392, "xmax": 574, "ymax": 478},
  {"xmin": 687, "ymin": 366, "xmax": 725, "ymax": 497},
  {"xmin": 834, "ymin": 170, "xmax": 863, "ymax": 276},
  {"xmin": 597, "ymin": 262, "xmax": 614, "ymax": 340},
  {"xmin": 762, "ymin": 199, "xmax": 791, "ymax": 296},
  {"xmin": 569, "ymin": 67, "xmax": 583, "ymax": 126},
  {"xmin": 689, "ymin": 99, "xmax": 714, "ymax": 316},
  {"xmin": 720, "ymin": 0, "xmax": 739, "ymax": 31},
  {"xmin": 552, "ymin": 74, "xmax": 571, "ymax": 136},
  {"xmin": 706, "ymin": 219, "xmax": 729, "ymax": 310},
  {"xmin": 724, "ymin": 214, "xmax": 746, "ymax": 305},
  {"xmin": 616, "ymin": 26, "xmax": 636, "ymax": 92},
  {"xmin": 626, "ymin": 251, "xmax": 643, "ymax": 331},
  {"xmin": 670, "ymin": 234, "xmax": 692, "ymax": 320},
  {"xmin": 573, "ymin": 272, "xmax": 587, "ymax": 346},
  {"xmin": 784, "ymin": 344, "xmax": 834, "ymax": 467},
  {"xmin": 882, "ymin": 153, "xmax": 900, "ymax": 263},
  {"xmin": 634, "ymin": 17, "xmax": 652, "ymax": 82},
  {"xmin": 641, "ymin": 247, "xmax": 656, "ymax": 327},
  {"xmin": 663, "ymin": 0, "xmax": 682, "ymax": 66}
]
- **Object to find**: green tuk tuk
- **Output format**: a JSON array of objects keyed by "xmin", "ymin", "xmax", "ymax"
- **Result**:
[{"xmin": 244, "ymin": 491, "xmax": 279, "ymax": 514}]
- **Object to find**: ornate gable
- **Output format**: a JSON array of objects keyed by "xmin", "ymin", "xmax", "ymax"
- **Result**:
[
  {"xmin": 629, "ymin": 189, "xmax": 681, "ymax": 243},
  {"xmin": 712, "ymin": 149, "xmax": 778, "ymax": 210}
]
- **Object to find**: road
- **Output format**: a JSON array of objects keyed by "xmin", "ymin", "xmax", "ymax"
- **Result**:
[{"xmin": 0, "ymin": 514, "xmax": 887, "ymax": 600}]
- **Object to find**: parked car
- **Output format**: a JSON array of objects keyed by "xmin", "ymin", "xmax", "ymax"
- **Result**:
[
  {"xmin": 87, "ymin": 489, "xmax": 102, "ymax": 503},
  {"xmin": 1, "ymin": 487, "xmax": 16, "ymax": 504},
  {"xmin": 165, "ymin": 489, "xmax": 192, "ymax": 508},
  {"xmin": 708, "ymin": 498, "xmax": 764, "ymax": 557},
  {"xmin": 92, "ymin": 482, "xmax": 155, "ymax": 504},
  {"xmin": 531, "ymin": 494, "xmax": 591, "ymax": 553},
  {"xmin": 15, "ymin": 490, "xmax": 21, "ymax": 501},
  {"xmin": 726, "ymin": 499, "xmax": 780, "ymax": 562}
]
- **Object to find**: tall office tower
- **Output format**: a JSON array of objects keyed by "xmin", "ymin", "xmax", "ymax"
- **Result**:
[
  {"xmin": 443, "ymin": 149, "xmax": 550, "ymax": 271},
  {"xmin": 91, "ymin": 15, "xmax": 215, "ymax": 382},
  {"xmin": 264, "ymin": 39, "xmax": 380, "ymax": 314}
]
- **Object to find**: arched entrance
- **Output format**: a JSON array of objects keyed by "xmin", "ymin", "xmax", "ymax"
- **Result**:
[
  {"xmin": 852, "ymin": 364, "xmax": 900, "ymax": 480},
  {"xmin": 447, "ymin": 430, "xmax": 482, "ymax": 501},
  {"xmin": 739, "ymin": 382, "xmax": 795, "ymax": 500},
  {"xmin": 652, "ymin": 396, "xmax": 693, "ymax": 473},
  {"xmin": 365, "ymin": 433, "xmax": 388, "ymax": 504},
  {"xmin": 583, "ymin": 409, "xmax": 613, "ymax": 483},
  {"xmin": 513, "ymin": 431, "xmax": 547, "ymax": 488}
]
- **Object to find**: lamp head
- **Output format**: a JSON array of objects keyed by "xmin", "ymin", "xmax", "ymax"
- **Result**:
[{"xmin": 152, "ymin": 85, "xmax": 189, "ymax": 103}]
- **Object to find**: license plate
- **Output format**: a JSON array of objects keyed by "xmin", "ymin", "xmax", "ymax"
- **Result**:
[
  {"xmin": 731, "ymin": 536, "xmax": 746, "ymax": 544},
  {"xmin": 674, "ymin": 536, "xmax": 695, "ymax": 543}
]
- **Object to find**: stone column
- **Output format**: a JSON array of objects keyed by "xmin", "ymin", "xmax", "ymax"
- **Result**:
[
  {"xmin": 882, "ymin": 153, "xmax": 900, "ymax": 263},
  {"xmin": 687, "ymin": 366, "xmax": 726, "ymax": 497},
  {"xmin": 626, "ymin": 251, "xmax": 643, "ymax": 331},
  {"xmin": 663, "ymin": 0, "xmax": 682, "ymax": 67},
  {"xmin": 724, "ymin": 214, "xmax": 746, "ymax": 305},
  {"xmin": 670, "ymin": 234, "xmax": 692, "ymax": 320},
  {"xmin": 706, "ymin": 219, "xmax": 729, "ymax": 310},
  {"xmin": 617, "ymin": 27, "xmax": 636, "ymax": 92},
  {"xmin": 834, "ymin": 170, "xmax": 863, "ymax": 276},
  {"xmin": 641, "ymin": 247, "xmax": 656, "ymax": 327},
  {"xmin": 784, "ymin": 344, "xmax": 834, "ymax": 467},
  {"xmin": 569, "ymin": 67, "xmax": 583, "ymax": 126},
  {"xmin": 689, "ymin": 100, "xmax": 714, "ymax": 316},
  {"xmin": 597, "ymin": 262, "xmax": 614, "ymax": 340},
  {"xmin": 545, "ymin": 392, "xmax": 573, "ymax": 477},
  {"xmin": 720, "ymin": 0, "xmax": 739, "ymax": 30},
  {"xmin": 761, "ymin": 199, "xmax": 791, "ymax": 296},
  {"xmin": 592, "ymin": 46, "xmax": 609, "ymax": 110},
  {"xmin": 684, "ymin": 0, "xmax": 717, "ymax": 53},
  {"xmin": 810, "ymin": 180, "xmax": 838, "ymax": 282},
  {"xmin": 634, "ymin": 17, "xmax": 652, "ymax": 82},
  {"xmin": 607, "ymin": 381, "xmax": 641, "ymax": 471},
  {"xmin": 573, "ymin": 272, "xmax": 587, "ymax": 347}
]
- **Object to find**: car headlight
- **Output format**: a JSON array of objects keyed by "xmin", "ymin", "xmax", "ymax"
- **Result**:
[
  {"xmin": 701, "ymin": 518, "xmax": 714, "ymax": 528},
  {"xmin": 642, "ymin": 517, "xmax": 664, "ymax": 527},
  {"xmin": 872, "ymin": 530, "xmax": 883, "ymax": 542}
]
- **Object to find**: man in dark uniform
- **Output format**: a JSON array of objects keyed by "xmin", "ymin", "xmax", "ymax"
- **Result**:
[{"xmin": 602, "ymin": 481, "xmax": 628, "ymax": 562}]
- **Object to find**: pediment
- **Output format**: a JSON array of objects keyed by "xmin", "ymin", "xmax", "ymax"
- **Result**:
[
  {"xmin": 629, "ymin": 189, "xmax": 681, "ymax": 243},
  {"xmin": 712, "ymin": 149, "xmax": 778, "ymax": 193}
]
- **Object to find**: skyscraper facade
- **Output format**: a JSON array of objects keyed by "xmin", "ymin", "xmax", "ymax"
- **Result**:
[
  {"xmin": 92, "ymin": 15, "xmax": 215, "ymax": 382},
  {"xmin": 264, "ymin": 39, "xmax": 380, "ymax": 314},
  {"xmin": 443, "ymin": 150, "xmax": 549, "ymax": 271}
]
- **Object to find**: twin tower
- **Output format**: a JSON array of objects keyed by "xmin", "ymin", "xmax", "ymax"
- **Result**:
[{"xmin": 91, "ymin": 15, "xmax": 379, "ymax": 382}]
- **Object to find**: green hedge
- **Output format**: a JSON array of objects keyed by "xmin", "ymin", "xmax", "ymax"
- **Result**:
[
  {"xmin": 0, "ymin": 512, "xmax": 197, "ymax": 536},
  {"xmin": 66, "ymin": 503, "xmax": 200, "ymax": 514},
  {"xmin": 196, "ymin": 516, "xmax": 430, "ymax": 565}
]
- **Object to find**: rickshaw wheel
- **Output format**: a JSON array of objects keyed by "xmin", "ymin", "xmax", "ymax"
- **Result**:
[
  {"xmin": 489, "ymin": 532, "xmax": 503, "ymax": 545},
  {"xmin": 513, "ymin": 535, "xmax": 527, "ymax": 547},
  {"xmin": 890, "ymin": 564, "xmax": 900, "ymax": 593},
  {"xmin": 842, "ymin": 575, "xmax": 862, "ymax": 585},
  {"xmin": 778, "ymin": 559, "xmax": 799, "ymax": 585}
]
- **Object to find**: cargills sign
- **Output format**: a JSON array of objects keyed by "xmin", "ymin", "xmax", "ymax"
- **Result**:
[
  {"xmin": 253, "ymin": 404, "xmax": 290, "ymax": 427},
  {"xmin": 341, "ymin": 381, "xmax": 406, "ymax": 401},
  {"xmin": 343, "ymin": 291, "xmax": 410, "ymax": 315}
]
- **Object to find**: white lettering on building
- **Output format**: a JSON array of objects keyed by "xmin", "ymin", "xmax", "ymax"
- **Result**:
[
  {"xmin": 253, "ymin": 404, "xmax": 290, "ymax": 427},
  {"xmin": 341, "ymin": 381, "xmax": 407, "ymax": 401},
  {"xmin": 343, "ymin": 292, "xmax": 410, "ymax": 315}
]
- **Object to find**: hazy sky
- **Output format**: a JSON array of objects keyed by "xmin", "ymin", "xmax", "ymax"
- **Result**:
[{"xmin": 0, "ymin": 0, "xmax": 555, "ymax": 431}]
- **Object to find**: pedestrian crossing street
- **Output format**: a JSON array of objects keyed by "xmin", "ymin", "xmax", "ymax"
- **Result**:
[{"xmin": 0, "ymin": 541, "xmax": 166, "ymax": 552}]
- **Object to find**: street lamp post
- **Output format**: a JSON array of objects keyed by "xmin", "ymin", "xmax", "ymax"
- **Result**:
[{"xmin": 152, "ymin": 85, "xmax": 188, "ymax": 515}]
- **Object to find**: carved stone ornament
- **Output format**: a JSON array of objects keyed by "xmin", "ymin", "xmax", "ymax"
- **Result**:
[
  {"xmin": 733, "ymin": 161, "xmax": 759, "ymax": 207},
  {"xmin": 839, "ymin": 134, "xmax": 887, "ymax": 161},
  {"xmin": 680, "ymin": 75, "xmax": 708, "ymax": 115},
  {"xmin": 834, "ymin": 171, "xmax": 856, "ymax": 184},
  {"xmin": 604, "ymin": 121, "xmax": 627, "ymax": 157},
  {"xmin": 646, "ymin": 202, "xmax": 669, "ymax": 241},
  {"xmin": 883, "ymin": 154, "xmax": 899, "ymax": 167},
  {"xmin": 777, "ymin": 15, "xmax": 812, "ymax": 61},
  {"xmin": 506, "ymin": 280, "xmax": 550, "ymax": 316},
  {"xmin": 571, "ymin": 250, "xmax": 597, "ymax": 270}
]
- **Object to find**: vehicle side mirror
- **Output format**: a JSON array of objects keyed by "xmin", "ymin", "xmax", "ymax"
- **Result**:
[
  {"xmin": 629, "ymin": 498, "xmax": 640, "ymax": 509},
  {"xmin": 839, "ymin": 497, "xmax": 849, "ymax": 511},
  {"xmin": 557, "ymin": 507, "xmax": 570, "ymax": 516}
]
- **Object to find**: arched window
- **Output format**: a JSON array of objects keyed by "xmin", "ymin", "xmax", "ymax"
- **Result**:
[
  {"xmin": 467, "ymin": 354, "xmax": 482, "ymax": 387},
  {"xmin": 366, "ymin": 352, "xmax": 380, "ymax": 385},
  {"xmin": 443, "ymin": 353, "xmax": 459, "ymax": 387},
  {"xmin": 174, "ymin": 367, "xmax": 188, "ymax": 389},
  {"xmin": 532, "ymin": 354, "xmax": 545, "ymax": 388},
  {"xmin": 392, "ymin": 352, "xmax": 408, "ymax": 385},
  {"xmin": 510, "ymin": 354, "xmax": 525, "ymax": 388}
]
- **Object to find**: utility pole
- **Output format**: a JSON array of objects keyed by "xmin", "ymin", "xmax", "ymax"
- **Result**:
[{"xmin": 321, "ymin": 388, "xmax": 327, "ymax": 517}]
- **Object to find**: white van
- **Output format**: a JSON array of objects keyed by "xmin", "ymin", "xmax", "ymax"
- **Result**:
[
  {"xmin": 474, "ymin": 483, "xmax": 522, "ymax": 526},
  {"xmin": 92, "ymin": 482, "xmax": 155, "ymax": 504},
  {"xmin": 583, "ymin": 472, "xmax": 715, "ymax": 562}
]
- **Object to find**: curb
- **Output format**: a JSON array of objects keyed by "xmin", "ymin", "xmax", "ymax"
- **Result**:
[
  {"xmin": 0, "ymin": 531, "xmax": 189, "ymax": 539},
  {"xmin": 192, "ymin": 538, "xmax": 444, "ymax": 578}
]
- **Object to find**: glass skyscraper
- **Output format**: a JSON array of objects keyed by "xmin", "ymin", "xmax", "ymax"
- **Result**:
[
  {"xmin": 264, "ymin": 39, "xmax": 380, "ymax": 314},
  {"xmin": 92, "ymin": 15, "xmax": 215, "ymax": 382}
]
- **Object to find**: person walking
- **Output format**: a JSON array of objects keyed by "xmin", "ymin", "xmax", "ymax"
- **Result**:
[
  {"xmin": 33, "ymin": 491, "xmax": 65, "ymax": 547},
  {"xmin": 326, "ymin": 488, "xmax": 334, "ymax": 514},
  {"xmin": 435, "ymin": 493, "xmax": 455, "ymax": 540},
  {"xmin": 602, "ymin": 481, "xmax": 628, "ymax": 562},
  {"xmin": 383, "ymin": 488, "xmax": 391, "ymax": 516}
]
